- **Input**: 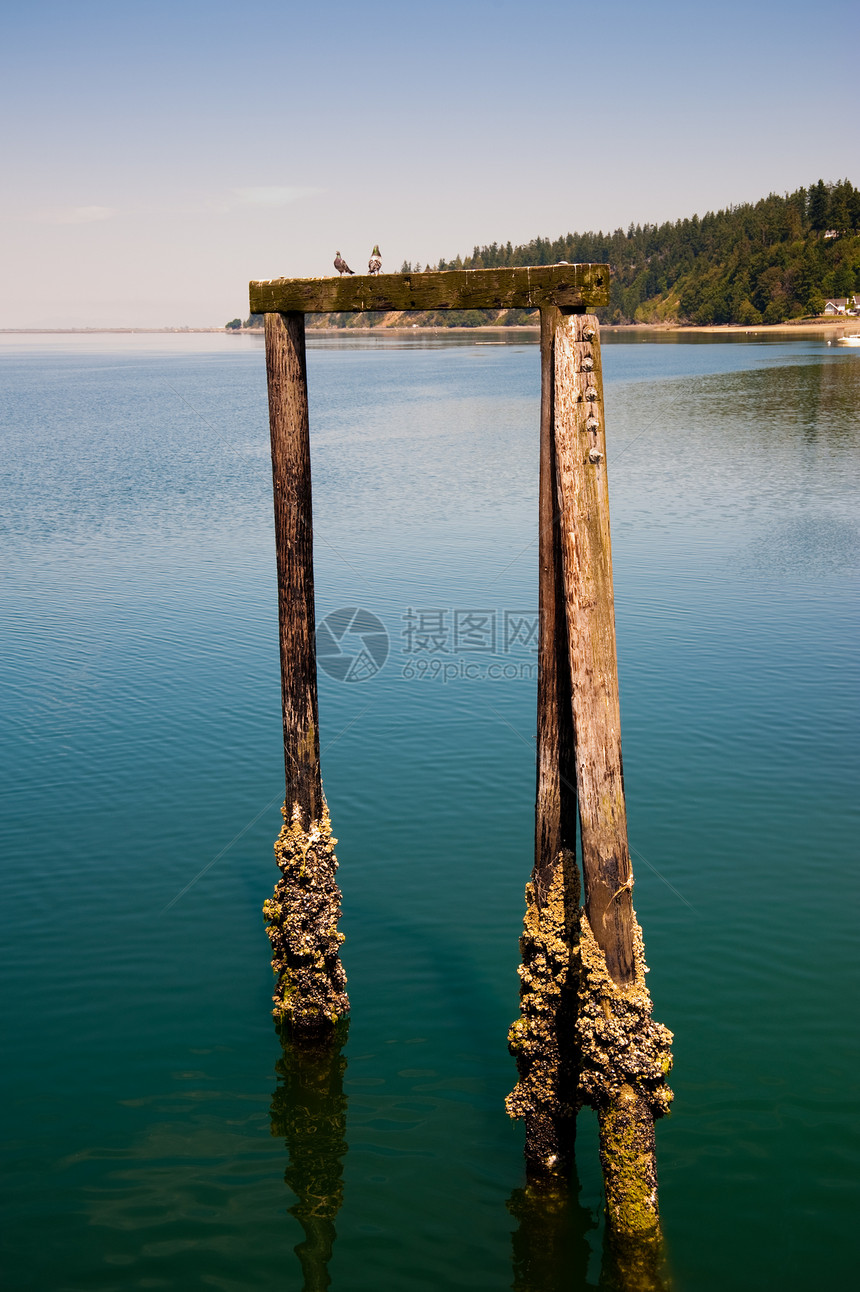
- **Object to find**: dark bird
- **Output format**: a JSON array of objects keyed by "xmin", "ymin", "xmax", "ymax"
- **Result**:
[
  {"xmin": 334, "ymin": 251, "xmax": 354, "ymax": 276},
  {"xmin": 368, "ymin": 244, "xmax": 382, "ymax": 275}
]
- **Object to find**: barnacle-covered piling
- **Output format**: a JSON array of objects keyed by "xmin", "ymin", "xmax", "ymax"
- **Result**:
[
  {"xmin": 551, "ymin": 308, "xmax": 673, "ymax": 1238},
  {"xmin": 506, "ymin": 851, "xmax": 580, "ymax": 1176},
  {"xmin": 264, "ymin": 801, "xmax": 349, "ymax": 1034},
  {"xmin": 508, "ymin": 874, "xmax": 673, "ymax": 1233},
  {"xmin": 508, "ymin": 307, "xmax": 673, "ymax": 1239},
  {"xmin": 577, "ymin": 914, "xmax": 673, "ymax": 1239},
  {"xmin": 263, "ymin": 308, "xmax": 348, "ymax": 1038}
]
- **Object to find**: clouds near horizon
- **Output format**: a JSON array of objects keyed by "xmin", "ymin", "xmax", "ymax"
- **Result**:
[
  {"xmin": 232, "ymin": 187, "xmax": 323, "ymax": 207},
  {"xmin": 29, "ymin": 205, "xmax": 118, "ymax": 225}
]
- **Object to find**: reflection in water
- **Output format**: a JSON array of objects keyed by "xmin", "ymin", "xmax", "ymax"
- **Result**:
[
  {"xmin": 270, "ymin": 1023, "xmax": 349, "ymax": 1292},
  {"xmin": 508, "ymin": 1163, "xmax": 672, "ymax": 1292},
  {"xmin": 598, "ymin": 1227, "xmax": 670, "ymax": 1292},
  {"xmin": 508, "ymin": 1172, "xmax": 595, "ymax": 1292},
  {"xmin": 305, "ymin": 328, "xmax": 539, "ymax": 350}
]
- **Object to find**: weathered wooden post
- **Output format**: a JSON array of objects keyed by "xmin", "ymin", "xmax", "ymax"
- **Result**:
[
  {"xmin": 505, "ymin": 311, "xmax": 581, "ymax": 1177},
  {"xmin": 548, "ymin": 308, "xmax": 673, "ymax": 1241},
  {"xmin": 261, "ymin": 310, "xmax": 349, "ymax": 1035}
]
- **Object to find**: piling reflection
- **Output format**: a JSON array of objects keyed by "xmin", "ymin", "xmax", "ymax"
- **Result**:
[
  {"xmin": 508, "ymin": 1170, "xmax": 595, "ymax": 1292},
  {"xmin": 269, "ymin": 1022, "xmax": 349, "ymax": 1292},
  {"xmin": 598, "ymin": 1227, "xmax": 670, "ymax": 1292},
  {"xmin": 507, "ymin": 1165, "xmax": 672, "ymax": 1292}
]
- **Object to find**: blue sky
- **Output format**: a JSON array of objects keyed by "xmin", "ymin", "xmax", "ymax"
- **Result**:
[{"xmin": 1, "ymin": 0, "xmax": 856, "ymax": 326}]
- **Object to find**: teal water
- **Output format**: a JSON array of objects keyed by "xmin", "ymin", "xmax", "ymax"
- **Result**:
[{"xmin": 1, "ymin": 330, "xmax": 857, "ymax": 1290}]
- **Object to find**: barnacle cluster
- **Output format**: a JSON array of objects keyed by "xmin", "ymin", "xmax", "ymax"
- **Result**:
[
  {"xmin": 507, "ymin": 849, "xmax": 673, "ymax": 1229},
  {"xmin": 263, "ymin": 800, "xmax": 349, "ymax": 1034},
  {"xmin": 576, "ymin": 913, "xmax": 673, "ymax": 1119},
  {"xmin": 506, "ymin": 849, "xmax": 580, "ymax": 1175},
  {"xmin": 576, "ymin": 911, "xmax": 673, "ymax": 1237}
]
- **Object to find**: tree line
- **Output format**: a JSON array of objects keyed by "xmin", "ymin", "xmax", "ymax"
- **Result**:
[
  {"xmin": 430, "ymin": 178, "xmax": 860, "ymax": 326},
  {"xmin": 228, "ymin": 179, "xmax": 860, "ymax": 328}
]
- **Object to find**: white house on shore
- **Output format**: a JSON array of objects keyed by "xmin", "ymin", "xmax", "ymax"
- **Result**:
[{"xmin": 824, "ymin": 296, "xmax": 859, "ymax": 315}]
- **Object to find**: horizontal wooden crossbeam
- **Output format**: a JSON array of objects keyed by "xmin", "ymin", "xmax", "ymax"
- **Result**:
[{"xmin": 249, "ymin": 264, "xmax": 610, "ymax": 315}]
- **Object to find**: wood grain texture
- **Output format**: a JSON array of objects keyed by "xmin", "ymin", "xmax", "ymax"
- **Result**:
[
  {"xmin": 535, "ymin": 308, "xmax": 578, "ymax": 899},
  {"xmin": 250, "ymin": 264, "xmax": 609, "ymax": 315},
  {"xmin": 264, "ymin": 311, "xmax": 322, "ymax": 825},
  {"xmin": 551, "ymin": 310, "xmax": 636, "ymax": 987},
  {"xmin": 507, "ymin": 311, "xmax": 581, "ymax": 1178}
]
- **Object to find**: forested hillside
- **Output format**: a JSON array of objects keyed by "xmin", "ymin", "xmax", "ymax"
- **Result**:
[
  {"xmin": 427, "ymin": 178, "xmax": 860, "ymax": 326},
  {"xmin": 233, "ymin": 179, "xmax": 860, "ymax": 329}
]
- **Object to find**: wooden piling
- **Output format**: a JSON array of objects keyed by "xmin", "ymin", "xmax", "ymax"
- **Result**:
[
  {"xmin": 551, "ymin": 311, "xmax": 634, "ymax": 985},
  {"xmin": 265, "ymin": 310, "xmax": 322, "ymax": 825},
  {"xmin": 262, "ymin": 311, "xmax": 349, "ymax": 1036},
  {"xmin": 549, "ymin": 309, "xmax": 673, "ymax": 1239},
  {"xmin": 535, "ymin": 309, "xmax": 579, "ymax": 905},
  {"xmin": 507, "ymin": 311, "xmax": 580, "ymax": 1175}
]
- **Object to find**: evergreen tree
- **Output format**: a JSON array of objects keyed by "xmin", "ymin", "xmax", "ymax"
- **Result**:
[{"xmin": 809, "ymin": 180, "xmax": 830, "ymax": 231}]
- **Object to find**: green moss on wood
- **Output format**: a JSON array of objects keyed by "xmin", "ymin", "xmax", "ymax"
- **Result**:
[{"xmin": 598, "ymin": 1084, "xmax": 661, "ymax": 1238}]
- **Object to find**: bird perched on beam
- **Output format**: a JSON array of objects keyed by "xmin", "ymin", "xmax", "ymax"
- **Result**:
[
  {"xmin": 334, "ymin": 251, "xmax": 354, "ymax": 276},
  {"xmin": 368, "ymin": 245, "xmax": 382, "ymax": 275}
]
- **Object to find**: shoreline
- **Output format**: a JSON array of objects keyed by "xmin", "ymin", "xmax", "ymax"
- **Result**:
[
  {"xmin": 608, "ymin": 317, "xmax": 859, "ymax": 336},
  {"xmin": 304, "ymin": 318, "xmax": 858, "ymax": 337},
  {"xmin": 1, "ymin": 318, "xmax": 857, "ymax": 337}
]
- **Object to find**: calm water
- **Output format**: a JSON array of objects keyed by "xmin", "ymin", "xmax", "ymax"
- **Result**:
[{"xmin": 1, "ymin": 330, "xmax": 858, "ymax": 1291}]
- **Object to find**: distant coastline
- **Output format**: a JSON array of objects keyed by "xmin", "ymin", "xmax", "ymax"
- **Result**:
[
  {"xmin": 3, "ymin": 317, "xmax": 856, "ymax": 337},
  {"xmin": 301, "ymin": 317, "xmax": 858, "ymax": 337}
]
